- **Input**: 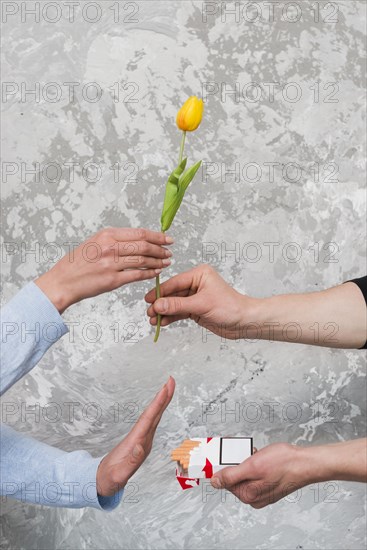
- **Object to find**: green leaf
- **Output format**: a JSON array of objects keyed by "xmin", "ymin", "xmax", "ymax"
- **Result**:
[
  {"xmin": 161, "ymin": 158, "xmax": 187, "ymax": 221},
  {"xmin": 161, "ymin": 160, "xmax": 202, "ymax": 231},
  {"xmin": 178, "ymin": 160, "xmax": 202, "ymax": 195}
]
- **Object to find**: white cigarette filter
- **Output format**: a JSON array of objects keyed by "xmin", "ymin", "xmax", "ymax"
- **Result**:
[{"xmin": 171, "ymin": 437, "xmax": 253, "ymax": 479}]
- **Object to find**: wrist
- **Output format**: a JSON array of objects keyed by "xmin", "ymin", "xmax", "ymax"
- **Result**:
[
  {"xmin": 96, "ymin": 458, "xmax": 109, "ymax": 497},
  {"xmin": 96, "ymin": 458, "xmax": 123, "ymax": 497},
  {"xmin": 35, "ymin": 270, "xmax": 72, "ymax": 314},
  {"xmin": 292, "ymin": 440, "xmax": 367, "ymax": 486},
  {"xmin": 239, "ymin": 293, "xmax": 300, "ymax": 342},
  {"xmin": 296, "ymin": 445, "xmax": 336, "ymax": 485}
]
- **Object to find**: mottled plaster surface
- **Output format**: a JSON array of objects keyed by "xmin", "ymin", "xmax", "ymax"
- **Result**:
[{"xmin": 0, "ymin": 1, "xmax": 366, "ymax": 549}]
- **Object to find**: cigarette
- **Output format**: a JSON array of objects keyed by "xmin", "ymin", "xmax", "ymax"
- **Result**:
[{"xmin": 173, "ymin": 437, "xmax": 254, "ymax": 483}]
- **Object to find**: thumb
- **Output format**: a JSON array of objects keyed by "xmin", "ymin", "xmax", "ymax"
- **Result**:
[
  {"xmin": 211, "ymin": 461, "xmax": 252, "ymax": 489},
  {"xmin": 96, "ymin": 443, "xmax": 146, "ymax": 496},
  {"xmin": 118, "ymin": 444, "xmax": 146, "ymax": 487},
  {"xmin": 129, "ymin": 443, "xmax": 145, "ymax": 467},
  {"xmin": 153, "ymin": 295, "xmax": 202, "ymax": 317}
]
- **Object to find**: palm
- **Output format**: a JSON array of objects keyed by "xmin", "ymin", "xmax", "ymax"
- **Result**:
[{"xmin": 97, "ymin": 377, "xmax": 175, "ymax": 497}]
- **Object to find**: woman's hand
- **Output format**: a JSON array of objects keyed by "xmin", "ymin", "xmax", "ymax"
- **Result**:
[
  {"xmin": 96, "ymin": 377, "xmax": 175, "ymax": 497},
  {"xmin": 35, "ymin": 227, "xmax": 174, "ymax": 313}
]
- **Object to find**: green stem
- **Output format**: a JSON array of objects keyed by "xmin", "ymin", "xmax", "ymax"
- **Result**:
[
  {"xmin": 178, "ymin": 131, "xmax": 186, "ymax": 164},
  {"xmin": 153, "ymin": 270, "xmax": 162, "ymax": 343},
  {"xmin": 154, "ymin": 131, "xmax": 186, "ymax": 343}
]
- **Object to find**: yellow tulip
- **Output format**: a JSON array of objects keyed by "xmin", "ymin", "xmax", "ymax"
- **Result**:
[
  {"xmin": 176, "ymin": 96, "xmax": 204, "ymax": 132},
  {"xmin": 154, "ymin": 94, "xmax": 204, "ymax": 342}
]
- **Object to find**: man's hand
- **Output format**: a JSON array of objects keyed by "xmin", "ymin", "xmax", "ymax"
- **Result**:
[
  {"xmin": 146, "ymin": 265, "xmax": 367, "ymax": 348},
  {"xmin": 145, "ymin": 264, "xmax": 253, "ymax": 339},
  {"xmin": 210, "ymin": 443, "xmax": 309, "ymax": 508},
  {"xmin": 96, "ymin": 376, "xmax": 175, "ymax": 497},
  {"xmin": 210, "ymin": 439, "xmax": 367, "ymax": 508},
  {"xmin": 35, "ymin": 227, "xmax": 174, "ymax": 313}
]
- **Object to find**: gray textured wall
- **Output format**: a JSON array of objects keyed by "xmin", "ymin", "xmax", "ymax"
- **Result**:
[{"xmin": 1, "ymin": 1, "xmax": 366, "ymax": 549}]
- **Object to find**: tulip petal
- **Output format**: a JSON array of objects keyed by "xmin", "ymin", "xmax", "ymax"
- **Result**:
[{"xmin": 176, "ymin": 96, "xmax": 204, "ymax": 132}]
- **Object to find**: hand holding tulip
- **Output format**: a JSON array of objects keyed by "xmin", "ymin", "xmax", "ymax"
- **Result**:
[{"xmin": 35, "ymin": 227, "xmax": 173, "ymax": 314}]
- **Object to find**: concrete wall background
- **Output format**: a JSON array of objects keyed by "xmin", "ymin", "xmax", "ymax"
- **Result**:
[{"xmin": 1, "ymin": 1, "xmax": 366, "ymax": 548}]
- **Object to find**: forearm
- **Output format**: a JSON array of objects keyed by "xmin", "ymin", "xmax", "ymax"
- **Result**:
[
  {"xmin": 0, "ymin": 424, "xmax": 123, "ymax": 510},
  {"xmin": 0, "ymin": 282, "xmax": 69, "ymax": 395},
  {"xmin": 243, "ymin": 282, "xmax": 367, "ymax": 348},
  {"xmin": 301, "ymin": 439, "xmax": 367, "ymax": 484}
]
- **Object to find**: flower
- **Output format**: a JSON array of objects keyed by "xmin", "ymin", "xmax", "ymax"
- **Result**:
[
  {"xmin": 154, "ymin": 94, "xmax": 204, "ymax": 342},
  {"xmin": 176, "ymin": 96, "xmax": 204, "ymax": 132}
]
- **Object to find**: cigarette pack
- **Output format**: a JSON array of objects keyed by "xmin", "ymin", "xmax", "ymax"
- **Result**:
[{"xmin": 171, "ymin": 437, "xmax": 253, "ymax": 490}]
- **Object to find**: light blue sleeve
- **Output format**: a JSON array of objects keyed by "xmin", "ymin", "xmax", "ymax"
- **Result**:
[
  {"xmin": 0, "ymin": 424, "xmax": 123, "ymax": 510},
  {"xmin": 0, "ymin": 281, "xmax": 68, "ymax": 396},
  {"xmin": 0, "ymin": 283, "xmax": 124, "ymax": 510}
]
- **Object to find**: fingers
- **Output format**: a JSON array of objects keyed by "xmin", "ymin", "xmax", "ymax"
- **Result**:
[
  {"xmin": 145, "ymin": 269, "xmax": 197, "ymax": 303},
  {"xmin": 211, "ymin": 459, "xmax": 253, "ymax": 489},
  {"xmin": 115, "ymin": 241, "xmax": 173, "ymax": 260},
  {"xmin": 149, "ymin": 295, "xmax": 202, "ymax": 318},
  {"xmin": 146, "ymin": 290, "xmax": 191, "ymax": 317},
  {"xmin": 133, "ymin": 377, "xmax": 175, "ymax": 437},
  {"xmin": 165, "ymin": 375, "xmax": 176, "ymax": 399},
  {"xmin": 149, "ymin": 313, "xmax": 189, "ymax": 327},
  {"xmin": 111, "ymin": 228, "xmax": 174, "ymax": 246},
  {"xmin": 111, "ymin": 377, "xmax": 174, "ymax": 487},
  {"xmin": 116, "ymin": 255, "xmax": 171, "ymax": 271},
  {"xmin": 96, "ymin": 378, "xmax": 175, "ymax": 497},
  {"xmin": 152, "ymin": 376, "xmax": 175, "ymax": 428}
]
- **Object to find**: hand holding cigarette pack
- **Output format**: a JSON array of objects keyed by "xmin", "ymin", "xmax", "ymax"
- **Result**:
[{"xmin": 171, "ymin": 437, "xmax": 253, "ymax": 490}]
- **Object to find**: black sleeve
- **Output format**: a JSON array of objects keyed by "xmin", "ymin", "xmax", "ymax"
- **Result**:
[{"xmin": 347, "ymin": 276, "xmax": 367, "ymax": 349}]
